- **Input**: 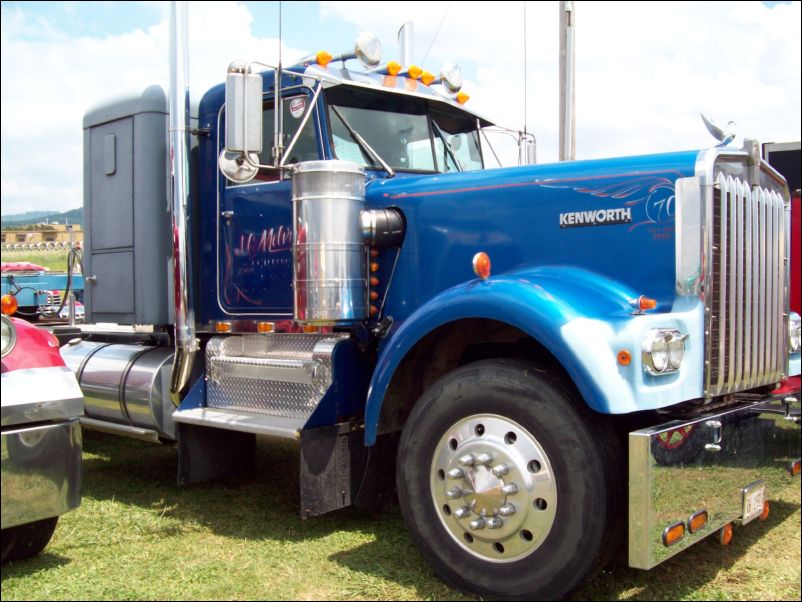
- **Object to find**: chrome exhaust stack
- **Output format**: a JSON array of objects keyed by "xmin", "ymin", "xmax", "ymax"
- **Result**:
[{"xmin": 168, "ymin": 0, "xmax": 197, "ymax": 404}]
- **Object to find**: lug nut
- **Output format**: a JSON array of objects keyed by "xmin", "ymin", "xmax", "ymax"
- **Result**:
[
  {"xmin": 446, "ymin": 487, "xmax": 463, "ymax": 500},
  {"xmin": 486, "ymin": 517, "xmax": 503, "ymax": 529},
  {"xmin": 458, "ymin": 454, "xmax": 476, "ymax": 466},
  {"xmin": 498, "ymin": 503, "xmax": 516, "ymax": 516},
  {"xmin": 492, "ymin": 463, "xmax": 511, "ymax": 477},
  {"xmin": 475, "ymin": 452, "xmax": 493, "ymax": 465},
  {"xmin": 501, "ymin": 483, "xmax": 518, "ymax": 495},
  {"xmin": 469, "ymin": 518, "xmax": 486, "ymax": 530},
  {"xmin": 454, "ymin": 506, "xmax": 471, "ymax": 519},
  {"xmin": 447, "ymin": 467, "xmax": 465, "ymax": 479}
]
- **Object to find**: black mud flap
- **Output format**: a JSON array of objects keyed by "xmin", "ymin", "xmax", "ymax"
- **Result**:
[
  {"xmin": 177, "ymin": 423, "xmax": 255, "ymax": 486},
  {"xmin": 299, "ymin": 423, "xmax": 398, "ymax": 519}
]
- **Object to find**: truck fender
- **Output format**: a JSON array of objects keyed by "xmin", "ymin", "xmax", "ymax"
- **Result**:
[{"xmin": 364, "ymin": 266, "xmax": 705, "ymax": 445}]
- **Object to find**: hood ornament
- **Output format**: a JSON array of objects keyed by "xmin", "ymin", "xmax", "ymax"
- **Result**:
[{"xmin": 700, "ymin": 113, "xmax": 736, "ymax": 147}]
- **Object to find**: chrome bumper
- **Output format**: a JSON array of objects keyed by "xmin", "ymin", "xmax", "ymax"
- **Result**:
[
  {"xmin": 1, "ymin": 419, "xmax": 82, "ymax": 530},
  {"xmin": 629, "ymin": 393, "xmax": 801, "ymax": 569}
]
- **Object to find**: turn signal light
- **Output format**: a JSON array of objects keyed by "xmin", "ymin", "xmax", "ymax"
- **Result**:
[
  {"xmin": 386, "ymin": 61, "xmax": 402, "ymax": 76},
  {"xmin": 215, "ymin": 321, "xmax": 232, "ymax": 333},
  {"xmin": 688, "ymin": 510, "xmax": 708, "ymax": 534},
  {"xmin": 719, "ymin": 523, "xmax": 733, "ymax": 545},
  {"xmin": 257, "ymin": 322, "xmax": 274, "ymax": 333},
  {"xmin": 617, "ymin": 350, "xmax": 632, "ymax": 366},
  {"xmin": 1, "ymin": 294, "xmax": 18, "ymax": 316},
  {"xmin": 662, "ymin": 521, "xmax": 685, "ymax": 546},
  {"xmin": 473, "ymin": 252, "xmax": 491, "ymax": 280},
  {"xmin": 456, "ymin": 91, "xmax": 470, "ymax": 105},
  {"xmin": 316, "ymin": 50, "xmax": 333, "ymax": 67}
]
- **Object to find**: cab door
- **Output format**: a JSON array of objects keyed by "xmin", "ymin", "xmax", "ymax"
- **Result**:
[{"xmin": 217, "ymin": 86, "xmax": 323, "ymax": 317}]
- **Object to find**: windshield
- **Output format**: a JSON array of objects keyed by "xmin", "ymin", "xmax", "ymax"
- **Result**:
[{"xmin": 326, "ymin": 86, "xmax": 483, "ymax": 173}]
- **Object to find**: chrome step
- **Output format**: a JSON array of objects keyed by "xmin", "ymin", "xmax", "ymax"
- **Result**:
[{"xmin": 172, "ymin": 407, "xmax": 305, "ymax": 439}]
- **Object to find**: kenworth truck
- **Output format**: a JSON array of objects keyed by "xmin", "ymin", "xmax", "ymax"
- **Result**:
[{"xmin": 56, "ymin": 8, "xmax": 801, "ymax": 600}]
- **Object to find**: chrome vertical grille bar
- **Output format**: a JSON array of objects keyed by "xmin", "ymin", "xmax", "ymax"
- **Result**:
[
  {"xmin": 772, "ymin": 191, "xmax": 784, "ymax": 378},
  {"xmin": 735, "ymin": 177, "xmax": 745, "ymax": 385},
  {"xmin": 758, "ymin": 187, "xmax": 767, "ymax": 382},
  {"xmin": 716, "ymin": 174, "xmax": 728, "ymax": 392},
  {"xmin": 727, "ymin": 178, "xmax": 738, "ymax": 390},
  {"xmin": 739, "ymin": 186, "xmax": 757, "ymax": 384}
]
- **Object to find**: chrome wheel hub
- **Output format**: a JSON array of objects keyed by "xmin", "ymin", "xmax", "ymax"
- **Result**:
[{"xmin": 430, "ymin": 414, "xmax": 557, "ymax": 562}]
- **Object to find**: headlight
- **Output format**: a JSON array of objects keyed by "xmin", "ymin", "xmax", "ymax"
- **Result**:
[
  {"xmin": 790, "ymin": 312, "xmax": 802, "ymax": 353},
  {"xmin": 1, "ymin": 315, "xmax": 17, "ymax": 357},
  {"xmin": 642, "ymin": 329, "xmax": 687, "ymax": 376}
]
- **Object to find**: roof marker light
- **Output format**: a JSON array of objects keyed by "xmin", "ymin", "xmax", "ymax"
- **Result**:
[
  {"xmin": 456, "ymin": 91, "xmax": 470, "ymax": 105},
  {"xmin": 386, "ymin": 61, "xmax": 402, "ymax": 76},
  {"xmin": 407, "ymin": 65, "xmax": 423, "ymax": 80},
  {"xmin": 316, "ymin": 50, "xmax": 333, "ymax": 67},
  {"xmin": 421, "ymin": 71, "xmax": 436, "ymax": 86}
]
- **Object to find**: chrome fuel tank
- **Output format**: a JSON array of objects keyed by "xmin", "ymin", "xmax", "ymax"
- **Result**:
[
  {"xmin": 292, "ymin": 160, "xmax": 368, "ymax": 324},
  {"xmin": 61, "ymin": 341, "xmax": 176, "ymax": 440}
]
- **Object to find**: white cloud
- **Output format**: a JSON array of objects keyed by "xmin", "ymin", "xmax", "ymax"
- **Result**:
[{"xmin": 1, "ymin": 0, "xmax": 800, "ymax": 215}]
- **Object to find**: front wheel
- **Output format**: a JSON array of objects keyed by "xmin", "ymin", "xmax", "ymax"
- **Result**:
[
  {"xmin": 397, "ymin": 359, "xmax": 623, "ymax": 600},
  {"xmin": 1, "ymin": 517, "xmax": 59, "ymax": 564}
]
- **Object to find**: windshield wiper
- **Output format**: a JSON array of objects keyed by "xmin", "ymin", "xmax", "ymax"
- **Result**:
[
  {"xmin": 331, "ymin": 106, "xmax": 395, "ymax": 177},
  {"xmin": 432, "ymin": 121, "xmax": 463, "ymax": 172}
]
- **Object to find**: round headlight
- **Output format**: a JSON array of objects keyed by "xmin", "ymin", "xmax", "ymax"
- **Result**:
[
  {"xmin": 651, "ymin": 334, "xmax": 669, "ymax": 372},
  {"xmin": 1, "ymin": 315, "xmax": 17, "ymax": 358},
  {"xmin": 642, "ymin": 329, "xmax": 686, "ymax": 376},
  {"xmin": 790, "ymin": 312, "xmax": 801, "ymax": 353}
]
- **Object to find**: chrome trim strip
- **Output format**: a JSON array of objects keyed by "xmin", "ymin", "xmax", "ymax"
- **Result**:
[
  {"xmin": 171, "ymin": 407, "xmax": 304, "ymax": 439},
  {"xmin": 79, "ymin": 417, "xmax": 162, "ymax": 444}
]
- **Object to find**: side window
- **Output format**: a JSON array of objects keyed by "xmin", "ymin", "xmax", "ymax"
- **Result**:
[{"xmin": 228, "ymin": 92, "xmax": 319, "ymax": 185}]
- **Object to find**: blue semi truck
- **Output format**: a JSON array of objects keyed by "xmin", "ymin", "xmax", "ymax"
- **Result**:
[{"xmin": 57, "ymin": 10, "xmax": 801, "ymax": 600}]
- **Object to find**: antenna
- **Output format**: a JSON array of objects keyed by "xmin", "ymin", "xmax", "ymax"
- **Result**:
[
  {"xmin": 523, "ymin": 2, "xmax": 527, "ymax": 137},
  {"xmin": 422, "ymin": 4, "xmax": 450, "ymax": 66}
]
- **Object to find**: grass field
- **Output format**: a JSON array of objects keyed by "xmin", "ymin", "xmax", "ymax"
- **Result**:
[
  {"xmin": 1, "ymin": 430, "xmax": 799, "ymax": 601},
  {"xmin": 1, "ymin": 250, "xmax": 73, "ymax": 273}
]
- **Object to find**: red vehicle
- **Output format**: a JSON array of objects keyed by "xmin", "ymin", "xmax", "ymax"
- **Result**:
[{"xmin": 1, "ymin": 310, "xmax": 83, "ymax": 563}]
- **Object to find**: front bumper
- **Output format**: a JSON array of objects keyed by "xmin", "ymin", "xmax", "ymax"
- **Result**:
[
  {"xmin": 629, "ymin": 391, "xmax": 801, "ymax": 569},
  {"xmin": 1, "ymin": 418, "xmax": 83, "ymax": 529}
]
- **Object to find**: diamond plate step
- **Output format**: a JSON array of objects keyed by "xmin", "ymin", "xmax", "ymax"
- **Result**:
[{"xmin": 205, "ymin": 333, "xmax": 349, "ymax": 422}]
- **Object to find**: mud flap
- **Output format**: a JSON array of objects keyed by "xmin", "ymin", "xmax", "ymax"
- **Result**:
[
  {"xmin": 177, "ymin": 422, "xmax": 255, "ymax": 486},
  {"xmin": 299, "ymin": 422, "xmax": 399, "ymax": 518}
]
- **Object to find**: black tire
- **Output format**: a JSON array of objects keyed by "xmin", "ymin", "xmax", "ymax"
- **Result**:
[
  {"xmin": 1, "ymin": 517, "xmax": 59, "ymax": 564},
  {"xmin": 397, "ymin": 359, "xmax": 624, "ymax": 601}
]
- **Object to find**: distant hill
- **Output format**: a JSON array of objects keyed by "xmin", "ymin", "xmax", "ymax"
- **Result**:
[{"xmin": 1, "ymin": 208, "xmax": 83, "ymax": 228}]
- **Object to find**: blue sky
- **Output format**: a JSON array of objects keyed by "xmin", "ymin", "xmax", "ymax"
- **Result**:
[{"xmin": 1, "ymin": 1, "xmax": 800, "ymax": 215}]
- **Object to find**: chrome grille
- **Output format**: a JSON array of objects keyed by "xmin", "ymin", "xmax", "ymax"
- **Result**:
[{"xmin": 708, "ymin": 173, "xmax": 785, "ymax": 395}]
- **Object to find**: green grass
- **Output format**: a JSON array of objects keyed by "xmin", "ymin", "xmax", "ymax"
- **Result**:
[
  {"xmin": 1, "ymin": 250, "xmax": 72, "ymax": 273},
  {"xmin": 1, "ymin": 430, "xmax": 799, "ymax": 600}
]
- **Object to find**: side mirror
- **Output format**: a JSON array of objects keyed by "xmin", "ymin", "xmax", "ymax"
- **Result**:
[{"xmin": 225, "ymin": 61, "xmax": 262, "ymax": 154}]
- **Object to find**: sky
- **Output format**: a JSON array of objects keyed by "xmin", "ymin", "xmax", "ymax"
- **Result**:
[{"xmin": 1, "ymin": 0, "xmax": 800, "ymax": 215}]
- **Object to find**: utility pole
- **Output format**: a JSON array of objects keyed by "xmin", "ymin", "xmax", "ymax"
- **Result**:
[{"xmin": 559, "ymin": 0, "xmax": 576, "ymax": 161}]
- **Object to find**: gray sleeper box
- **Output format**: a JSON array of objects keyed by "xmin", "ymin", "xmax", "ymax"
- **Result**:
[{"xmin": 83, "ymin": 85, "xmax": 172, "ymax": 325}]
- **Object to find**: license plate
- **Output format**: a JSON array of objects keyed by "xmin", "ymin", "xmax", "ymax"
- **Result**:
[{"xmin": 741, "ymin": 480, "xmax": 765, "ymax": 525}]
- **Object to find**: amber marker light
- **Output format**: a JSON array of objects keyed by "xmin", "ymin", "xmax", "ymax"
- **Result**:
[
  {"xmin": 421, "ymin": 71, "xmax": 436, "ymax": 86},
  {"xmin": 617, "ymin": 350, "xmax": 632, "ymax": 366},
  {"xmin": 303, "ymin": 325, "xmax": 320, "ymax": 333},
  {"xmin": 662, "ymin": 521, "xmax": 685, "ymax": 546},
  {"xmin": 637, "ymin": 295, "xmax": 657, "ymax": 311},
  {"xmin": 408, "ymin": 65, "xmax": 423, "ymax": 80},
  {"xmin": 215, "ymin": 321, "xmax": 232, "ymax": 333},
  {"xmin": 257, "ymin": 322, "xmax": 274, "ymax": 333},
  {"xmin": 790, "ymin": 459, "xmax": 801, "ymax": 476},
  {"xmin": 456, "ymin": 91, "xmax": 470, "ymax": 105},
  {"xmin": 370, "ymin": 291, "xmax": 379, "ymax": 301},
  {"xmin": 759, "ymin": 500, "xmax": 770, "ymax": 522},
  {"xmin": 472, "ymin": 252, "xmax": 491, "ymax": 280},
  {"xmin": 1, "ymin": 294, "xmax": 18, "ymax": 316},
  {"xmin": 688, "ymin": 510, "xmax": 708, "ymax": 534},
  {"xmin": 718, "ymin": 523, "xmax": 733, "ymax": 545},
  {"xmin": 370, "ymin": 262, "xmax": 380, "ymax": 273},
  {"xmin": 316, "ymin": 50, "xmax": 333, "ymax": 67},
  {"xmin": 370, "ymin": 277, "xmax": 380, "ymax": 287},
  {"xmin": 386, "ymin": 61, "xmax": 402, "ymax": 76}
]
